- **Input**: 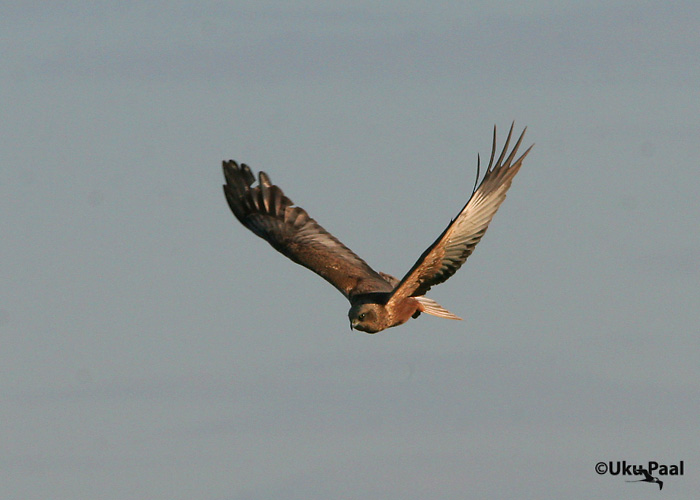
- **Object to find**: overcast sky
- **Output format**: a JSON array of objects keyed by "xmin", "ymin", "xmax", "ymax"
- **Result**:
[{"xmin": 2, "ymin": 1, "xmax": 699, "ymax": 499}]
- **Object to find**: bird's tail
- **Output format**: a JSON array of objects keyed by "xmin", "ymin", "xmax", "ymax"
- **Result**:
[{"xmin": 415, "ymin": 296, "xmax": 462, "ymax": 320}]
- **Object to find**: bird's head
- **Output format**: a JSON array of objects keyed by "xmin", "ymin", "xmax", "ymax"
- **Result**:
[{"xmin": 349, "ymin": 303, "xmax": 385, "ymax": 334}]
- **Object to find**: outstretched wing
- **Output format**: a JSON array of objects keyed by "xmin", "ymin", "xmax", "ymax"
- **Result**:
[
  {"xmin": 387, "ymin": 124, "xmax": 532, "ymax": 306},
  {"xmin": 223, "ymin": 161, "xmax": 392, "ymax": 299}
]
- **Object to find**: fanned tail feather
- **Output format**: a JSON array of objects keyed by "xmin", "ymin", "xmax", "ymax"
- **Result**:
[{"xmin": 415, "ymin": 296, "xmax": 462, "ymax": 320}]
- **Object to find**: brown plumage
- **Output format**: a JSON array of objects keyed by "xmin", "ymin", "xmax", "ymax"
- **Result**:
[{"xmin": 223, "ymin": 124, "xmax": 532, "ymax": 333}]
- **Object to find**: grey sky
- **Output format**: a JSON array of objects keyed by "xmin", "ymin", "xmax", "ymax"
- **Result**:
[{"xmin": 2, "ymin": 1, "xmax": 699, "ymax": 499}]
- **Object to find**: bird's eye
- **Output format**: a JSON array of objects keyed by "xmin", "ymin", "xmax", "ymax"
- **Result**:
[{"xmin": 358, "ymin": 313, "xmax": 365, "ymax": 321}]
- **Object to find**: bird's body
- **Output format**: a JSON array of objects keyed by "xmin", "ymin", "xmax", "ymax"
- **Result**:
[
  {"xmin": 223, "ymin": 124, "xmax": 532, "ymax": 333},
  {"xmin": 626, "ymin": 468, "xmax": 664, "ymax": 490}
]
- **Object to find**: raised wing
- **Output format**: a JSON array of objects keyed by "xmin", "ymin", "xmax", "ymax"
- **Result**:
[
  {"xmin": 223, "ymin": 161, "xmax": 393, "ymax": 299},
  {"xmin": 387, "ymin": 124, "xmax": 532, "ymax": 306}
]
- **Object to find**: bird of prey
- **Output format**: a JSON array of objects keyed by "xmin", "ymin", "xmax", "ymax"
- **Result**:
[
  {"xmin": 626, "ymin": 468, "xmax": 664, "ymax": 490},
  {"xmin": 222, "ymin": 124, "xmax": 532, "ymax": 333}
]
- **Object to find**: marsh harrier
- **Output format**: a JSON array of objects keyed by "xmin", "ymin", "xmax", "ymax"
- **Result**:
[{"xmin": 223, "ymin": 124, "xmax": 532, "ymax": 333}]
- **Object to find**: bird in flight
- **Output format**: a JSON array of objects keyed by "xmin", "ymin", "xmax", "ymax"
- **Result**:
[
  {"xmin": 223, "ymin": 124, "xmax": 532, "ymax": 333},
  {"xmin": 626, "ymin": 468, "xmax": 663, "ymax": 490}
]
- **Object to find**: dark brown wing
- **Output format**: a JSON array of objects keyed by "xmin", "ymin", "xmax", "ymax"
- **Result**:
[
  {"xmin": 387, "ymin": 124, "xmax": 532, "ymax": 307},
  {"xmin": 223, "ymin": 161, "xmax": 393, "ymax": 299}
]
